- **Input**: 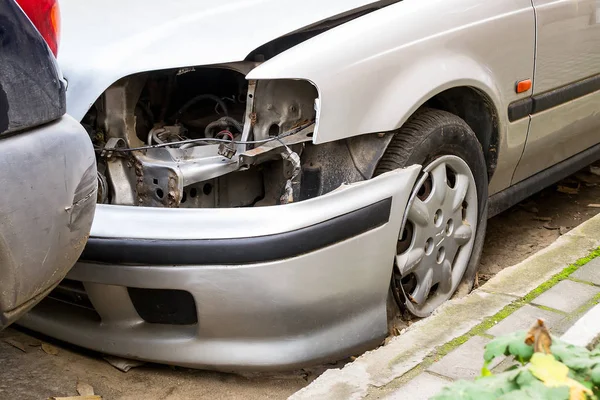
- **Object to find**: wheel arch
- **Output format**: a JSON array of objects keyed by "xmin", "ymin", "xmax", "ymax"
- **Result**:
[{"xmin": 423, "ymin": 86, "xmax": 500, "ymax": 180}]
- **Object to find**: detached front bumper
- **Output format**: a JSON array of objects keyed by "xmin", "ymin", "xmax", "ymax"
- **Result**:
[{"xmin": 20, "ymin": 165, "xmax": 420, "ymax": 370}]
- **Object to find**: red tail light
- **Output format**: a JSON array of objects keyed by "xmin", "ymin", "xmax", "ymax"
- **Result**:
[{"xmin": 15, "ymin": 0, "xmax": 60, "ymax": 57}]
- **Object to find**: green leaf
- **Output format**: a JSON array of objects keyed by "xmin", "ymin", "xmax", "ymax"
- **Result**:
[
  {"xmin": 591, "ymin": 364, "xmax": 600, "ymax": 385},
  {"xmin": 481, "ymin": 365, "xmax": 493, "ymax": 377},
  {"xmin": 431, "ymin": 380, "xmax": 497, "ymax": 400},
  {"xmin": 529, "ymin": 353, "xmax": 570, "ymax": 384},
  {"xmin": 496, "ymin": 382, "xmax": 570, "ymax": 400},
  {"xmin": 515, "ymin": 369, "xmax": 537, "ymax": 386},
  {"xmin": 484, "ymin": 331, "xmax": 534, "ymax": 365},
  {"xmin": 552, "ymin": 340, "xmax": 599, "ymax": 371},
  {"xmin": 528, "ymin": 353, "xmax": 593, "ymax": 398}
]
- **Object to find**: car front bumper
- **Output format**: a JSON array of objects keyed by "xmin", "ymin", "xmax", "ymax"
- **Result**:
[
  {"xmin": 0, "ymin": 115, "xmax": 97, "ymax": 328},
  {"xmin": 19, "ymin": 165, "xmax": 420, "ymax": 370}
]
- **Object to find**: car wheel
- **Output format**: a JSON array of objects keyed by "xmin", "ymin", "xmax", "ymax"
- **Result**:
[{"xmin": 376, "ymin": 108, "xmax": 488, "ymax": 317}]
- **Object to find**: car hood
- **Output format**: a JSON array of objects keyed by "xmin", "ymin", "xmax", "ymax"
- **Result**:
[{"xmin": 59, "ymin": 0, "xmax": 389, "ymax": 121}]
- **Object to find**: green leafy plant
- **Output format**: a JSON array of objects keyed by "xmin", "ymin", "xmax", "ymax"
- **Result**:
[{"xmin": 432, "ymin": 329, "xmax": 600, "ymax": 400}]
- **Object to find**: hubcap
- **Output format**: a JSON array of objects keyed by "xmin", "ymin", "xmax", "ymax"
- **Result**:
[{"xmin": 394, "ymin": 155, "xmax": 478, "ymax": 317}]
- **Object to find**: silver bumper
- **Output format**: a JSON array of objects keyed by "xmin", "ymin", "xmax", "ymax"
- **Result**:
[
  {"xmin": 20, "ymin": 166, "xmax": 420, "ymax": 370},
  {"xmin": 0, "ymin": 115, "xmax": 97, "ymax": 328}
]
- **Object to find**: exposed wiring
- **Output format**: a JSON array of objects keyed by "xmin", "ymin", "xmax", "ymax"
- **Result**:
[
  {"xmin": 205, "ymin": 116, "xmax": 244, "ymax": 138},
  {"xmin": 172, "ymin": 94, "xmax": 229, "ymax": 120},
  {"xmin": 98, "ymin": 121, "xmax": 314, "ymax": 153},
  {"xmin": 215, "ymin": 130, "xmax": 235, "ymax": 141},
  {"xmin": 147, "ymin": 126, "xmax": 166, "ymax": 145}
]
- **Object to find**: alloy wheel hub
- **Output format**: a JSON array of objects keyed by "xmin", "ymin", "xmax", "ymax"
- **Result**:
[{"xmin": 394, "ymin": 155, "xmax": 478, "ymax": 317}]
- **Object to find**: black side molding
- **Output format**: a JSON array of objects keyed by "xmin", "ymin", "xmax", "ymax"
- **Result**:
[
  {"xmin": 489, "ymin": 143, "xmax": 600, "ymax": 217},
  {"xmin": 81, "ymin": 198, "xmax": 392, "ymax": 265},
  {"xmin": 508, "ymin": 73, "xmax": 600, "ymax": 122},
  {"xmin": 507, "ymin": 98, "xmax": 533, "ymax": 122}
]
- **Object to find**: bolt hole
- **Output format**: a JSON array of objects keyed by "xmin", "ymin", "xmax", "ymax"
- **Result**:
[
  {"xmin": 417, "ymin": 175, "xmax": 433, "ymax": 201},
  {"xmin": 156, "ymin": 188, "xmax": 164, "ymax": 199},
  {"xmin": 446, "ymin": 166, "xmax": 456, "ymax": 189},
  {"xmin": 397, "ymin": 221, "xmax": 414, "ymax": 254},
  {"xmin": 446, "ymin": 219, "xmax": 454, "ymax": 236},
  {"xmin": 436, "ymin": 247, "xmax": 446, "ymax": 264},
  {"xmin": 434, "ymin": 209, "xmax": 443, "ymax": 227},
  {"xmin": 400, "ymin": 273, "xmax": 417, "ymax": 294},
  {"xmin": 268, "ymin": 124, "xmax": 280, "ymax": 137},
  {"xmin": 203, "ymin": 183, "xmax": 213, "ymax": 196},
  {"xmin": 425, "ymin": 238, "xmax": 434, "ymax": 255},
  {"xmin": 190, "ymin": 188, "xmax": 198, "ymax": 198},
  {"xmin": 153, "ymin": 178, "xmax": 158, "ymax": 185},
  {"xmin": 248, "ymin": 94, "xmax": 253, "ymax": 99}
]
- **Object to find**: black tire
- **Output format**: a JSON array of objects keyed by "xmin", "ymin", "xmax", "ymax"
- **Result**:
[{"xmin": 376, "ymin": 108, "xmax": 488, "ymax": 310}]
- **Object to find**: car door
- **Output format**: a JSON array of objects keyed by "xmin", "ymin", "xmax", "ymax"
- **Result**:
[{"xmin": 512, "ymin": 0, "xmax": 600, "ymax": 183}]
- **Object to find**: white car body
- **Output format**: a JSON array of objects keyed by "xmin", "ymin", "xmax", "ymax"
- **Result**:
[{"xmin": 19, "ymin": 0, "xmax": 600, "ymax": 369}]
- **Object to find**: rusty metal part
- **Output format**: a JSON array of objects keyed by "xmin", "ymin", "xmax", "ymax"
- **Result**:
[
  {"xmin": 252, "ymin": 80, "xmax": 317, "ymax": 142},
  {"xmin": 238, "ymin": 124, "xmax": 314, "ymax": 168},
  {"xmin": 97, "ymin": 170, "xmax": 109, "ymax": 204},
  {"xmin": 218, "ymin": 141, "xmax": 237, "ymax": 159},
  {"xmin": 241, "ymin": 81, "xmax": 256, "ymax": 141},
  {"xmin": 279, "ymin": 149, "xmax": 301, "ymax": 205},
  {"xmin": 100, "ymin": 138, "xmax": 126, "ymax": 159}
]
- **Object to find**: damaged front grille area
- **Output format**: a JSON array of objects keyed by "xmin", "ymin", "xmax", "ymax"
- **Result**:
[
  {"xmin": 89, "ymin": 63, "xmax": 319, "ymax": 209},
  {"xmin": 47, "ymin": 279, "xmax": 97, "ymax": 313},
  {"xmin": 46, "ymin": 280, "xmax": 198, "ymax": 326},
  {"xmin": 128, "ymin": 288, "xmax": 197, "ymax": 325}
]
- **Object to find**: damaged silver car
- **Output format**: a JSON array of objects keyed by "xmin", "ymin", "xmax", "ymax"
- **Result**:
[{"xmin": 19, "ymin": 0, "xmax": 600, "ymax": 370}]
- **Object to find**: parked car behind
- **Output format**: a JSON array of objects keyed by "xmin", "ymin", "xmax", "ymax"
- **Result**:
[
  {"xmin": 0, "ymin": 0, "xmax": 96, "ymax": 329},
  {"xmin": 19, "ymin": 0, "xmax": 600, "ymax": 370}
]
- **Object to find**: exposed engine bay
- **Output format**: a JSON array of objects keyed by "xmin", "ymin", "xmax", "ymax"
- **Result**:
[{"xmin": 87, "ymin": 62, "xmax": 393, "ymax": 208}]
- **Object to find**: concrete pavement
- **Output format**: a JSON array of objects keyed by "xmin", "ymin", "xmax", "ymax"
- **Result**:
[{"xmin": 291, "ymin": 213, "xmax": 600, "ymax": 400}]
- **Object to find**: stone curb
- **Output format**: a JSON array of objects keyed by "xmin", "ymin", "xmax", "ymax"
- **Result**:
[
  {"xmin": 561, "ymin": 302, "xmax": 600, "ymax": 348},
  {"xmin": 290, "ymin": 213, "xmax": 600, "ymax": 400}
]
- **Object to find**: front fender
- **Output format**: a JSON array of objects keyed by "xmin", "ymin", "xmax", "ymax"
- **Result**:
[{"xmin": 247, "ymin": 0, "xmax": 534, "ymax": 144}]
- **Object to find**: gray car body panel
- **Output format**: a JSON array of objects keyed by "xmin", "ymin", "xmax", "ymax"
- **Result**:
[
  {"xmin": 19, "ymin": 166, "xmax": 421, "ymax": 370},
  {"xmin": 0, "ymin": 115, "xmax": 97, "ymax": 328}
]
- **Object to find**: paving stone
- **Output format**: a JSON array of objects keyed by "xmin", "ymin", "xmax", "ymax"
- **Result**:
[
  {"xmin": 385, "ymin": 373, "xmax": 450, "ymax": 400},
  {"xmin": 481, "ymin": 233, "xmax": 600, "ymax": 297},
  {"xmin": 427, "ymin": 336, "xmax": 502, "ymax": 380},
  {"xmin": 531, "ymin": 280, "xmax": 600, "ymax": 313},
  {"xmin": 487, "ymin": 304, "xmax": 564, "ymax": 337},
  {"xmin": 561, "ymin": 303, "xmax": 600, "ymax": 347},
  {"xmin": 571, "ymin": 258, "xmax": 600, "ymax": 285}
]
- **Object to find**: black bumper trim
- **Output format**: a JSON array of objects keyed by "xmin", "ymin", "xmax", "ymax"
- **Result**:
[{"xmin": 80, "ymin": 198, "xmax": 392, "ymax": 265}]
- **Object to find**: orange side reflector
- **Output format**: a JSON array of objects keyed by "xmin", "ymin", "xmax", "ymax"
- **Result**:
[{"xmin": 516, "ymin": 79, "xmax": 532, "ymax": 94}]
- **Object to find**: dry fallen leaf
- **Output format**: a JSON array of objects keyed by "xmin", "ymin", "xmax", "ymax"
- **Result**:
[
  {"xmin": 41, "ymin": 343, "xmax": 59, "ymax": 356},
  {"xmin": 76, "ymin": 381, "xmax": 95, "ymax": 396},
  {"xmin": 3, "ymin": 337, "xmax": 26, "ymax": 352},
  {"xmin": 543, "ymin": 224, "xmax": 559, "ymax": 230},
  {"xmin": 587, "ymin": 204, "xmax": 600, "ymax": 208},
  {"xmin": 26, "ymin": 338, "xmax": 42, "ymax": 347},
  {"xmin": 590, "ymin": 166, "xmax": 600, "ymax": 176},
  {"xmin": 525, "ymin": 319, "xmax": 552, "ymax": 354},
  {"xmin": 534, "ymin": 216, "xmax": 553, "ymax": 222},
  {"xmin": 557, "ymin": 185, "xmax": 579, "ymax": 195}
]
